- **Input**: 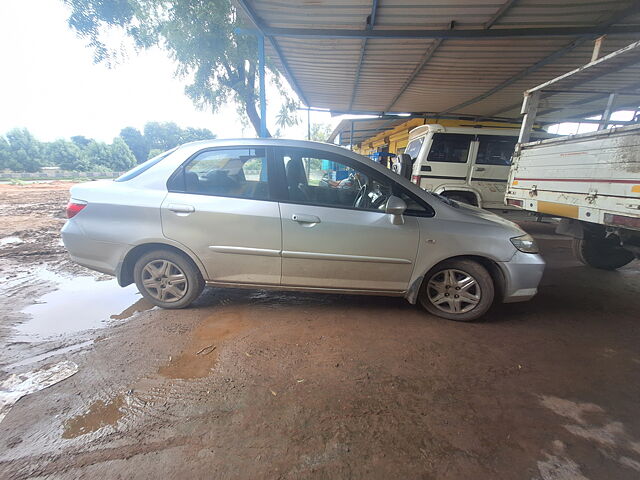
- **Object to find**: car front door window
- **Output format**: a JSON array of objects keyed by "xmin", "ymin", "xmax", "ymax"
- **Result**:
[{"xmin": 280, "ymin": 149, "xmax": 393, "ymax": 211}]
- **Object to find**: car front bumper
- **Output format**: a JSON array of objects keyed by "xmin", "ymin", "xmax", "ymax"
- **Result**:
[{"xmin": 498, "ymin": 250, "xmax": 546, "ymax": 303}]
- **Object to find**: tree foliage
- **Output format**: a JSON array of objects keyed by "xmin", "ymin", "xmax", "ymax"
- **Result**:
[
  {"xmin": 3, "ymin": 129, "xmax": 44, "ymax": 172},
  {"xmin": 119, "ymin": 127, "xmax": 149, "ymax": 163},
  {"xmin": 63, "ymin": 0, "xmax": 299, "ymax": 136},
  {"xmin": 309, "ymin": 123, "xmax": 333, "ymax": 143}
]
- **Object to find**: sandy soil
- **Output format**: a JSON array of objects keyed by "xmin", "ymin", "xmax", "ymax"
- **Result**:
[{"xmin": 0, "ymin": 182, "xmax": 639, "ymax": 479}]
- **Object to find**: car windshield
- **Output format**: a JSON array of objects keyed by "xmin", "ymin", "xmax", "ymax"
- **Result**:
[{"xmin": 115, "ymin": 148, "xmax": 177, "ymax": 182}]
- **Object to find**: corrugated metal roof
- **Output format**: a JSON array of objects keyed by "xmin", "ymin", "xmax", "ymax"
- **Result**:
[
  {"xmin": 236, "ymin": 0, "xmax": 640, "ymax": 121},
  {"xmin": 522, "ymin": 39, "xmax": 640, "ymax": 122},
  {"xmin": 328, "ymin": 118, "xmax": 408, "ymax": 145}
]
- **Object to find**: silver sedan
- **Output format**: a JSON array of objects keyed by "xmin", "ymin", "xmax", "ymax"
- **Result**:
[{"xmin": 62, "ymin": 139, "xmax": 544, "ymax": 321}]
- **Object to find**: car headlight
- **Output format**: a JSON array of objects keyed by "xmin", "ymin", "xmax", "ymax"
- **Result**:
[{"xmin": 510, "ymin": 234, "xmax": 539, "ymax": 254}]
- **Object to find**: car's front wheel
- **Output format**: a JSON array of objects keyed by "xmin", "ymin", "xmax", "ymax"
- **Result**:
[
  {"xmin": 133, "ymin": 249, "xmax": 204, "ymax": 309},
  {"xmin": 419, "ymin": 259, "xmax": 494, "ymax": 322}
]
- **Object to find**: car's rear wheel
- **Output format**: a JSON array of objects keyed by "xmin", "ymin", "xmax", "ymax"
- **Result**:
[
  {"xmin": 419, "ymin": 259, "xmax": 494, "ymax": 322},
  {"xmin": 134, "ymin": 249, "xmax": 204, "ymax": 309}
]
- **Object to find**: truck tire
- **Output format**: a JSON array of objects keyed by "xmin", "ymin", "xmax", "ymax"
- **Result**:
[
  {"xmin": 443, "ymin": 192, "xmax": 477, "ymax": 206},
  {"xmin": 572, "ymin": 236, "xmax": 635, "ymax": 270}
]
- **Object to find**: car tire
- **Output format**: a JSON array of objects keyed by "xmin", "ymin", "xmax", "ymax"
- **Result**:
[
  {"xmin": 133, "ymin": 249, "xmax": 205, "ymax": 309},
  {"xmin": 572, "ymin": 236, "xmax": 634, "ymax": 270},
  {"xmin": 418, "ymin": 259, "xmax": 494, "ymax": 322}
]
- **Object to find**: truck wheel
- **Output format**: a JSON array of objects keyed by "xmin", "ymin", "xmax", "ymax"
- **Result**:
[
  {"xmin": 572, "ymin": 236, "xmax": 635, "ymax": 270},
  {"xmin": 134, "ymin": 249, "xmax": 205, "ymax": 309},
  {"xmin": 418, "ymin": 259, "xmax": 494, "ymax": 322},
  {"xmin": 443, "ymin": 193, "xmax": 477, "ymax": 206}
]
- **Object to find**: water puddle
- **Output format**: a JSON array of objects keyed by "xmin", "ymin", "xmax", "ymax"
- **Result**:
[
  {"xmin": 4, "ymin": 341, "xmax": 94, "ymax": 370},
  {"xmin": 15, "ymin": 269, "xmax": 151, "ymax": 342},
  {"xmin": 0, "ymin": 236, "xmax": 23, "ymax": 246},
  {"xmin": 62, "ymin": 394, "xmax": 125, "ymax": 439},
  {"xmin": 1, "ymin": 360, "xmax": 78, "ymax": 423}
]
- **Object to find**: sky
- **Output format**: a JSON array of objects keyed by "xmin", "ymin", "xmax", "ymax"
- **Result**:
[{"xmin": 0, "ymin": 0, "xmax": 334, "ymax": 143}]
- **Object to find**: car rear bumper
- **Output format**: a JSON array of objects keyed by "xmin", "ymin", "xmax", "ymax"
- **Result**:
[
  {"xmin": 498, "ymin": 251, "xmax": 545, "ymax": 303},
  {"xmin": 61, "ymin": 220, "xmax": 129, "ymax": 277}
]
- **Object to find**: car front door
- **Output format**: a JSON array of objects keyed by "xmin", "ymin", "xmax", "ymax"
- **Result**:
[
  {"xmin": 274, "ymin": 147, "xmax": 421, "ymax": 292},
  {"xmin": 469, "ymin": 135, "xmax": 517, "ymax": 208},
  {"xmin": 161, "ymin": 146, "xmax": 282, "ymax": 285}
]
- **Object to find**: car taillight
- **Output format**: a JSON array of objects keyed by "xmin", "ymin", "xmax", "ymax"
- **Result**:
[
  {"xmin": 507, "ymin": 198, "xmax": 524, "ymax": 208},
  {"xmin": 66, "ymin": 201, "xmax": 87, "ymax": 219}
]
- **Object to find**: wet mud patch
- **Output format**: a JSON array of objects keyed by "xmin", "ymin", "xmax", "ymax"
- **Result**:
[
  {"xmin": 158, "ymin": 308, "xmax": 252, "ymax": 379},
  {"xmin": 62, "ymin": 395, "xmax": 125, "ymax": 439}
]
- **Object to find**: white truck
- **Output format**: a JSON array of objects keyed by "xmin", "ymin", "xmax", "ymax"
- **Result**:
[
  {"xmin": 404, "ymin": 124, "xmax": 522, "ymax": 209},
  {"xmin": 505, "ymin": 40, "xmax": 640, "ymax": 270}
]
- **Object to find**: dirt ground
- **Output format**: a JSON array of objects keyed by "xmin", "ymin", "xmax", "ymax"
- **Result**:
[{"xmin": 0, "ymin": 181, "xmax": 639, "ymax": 480}]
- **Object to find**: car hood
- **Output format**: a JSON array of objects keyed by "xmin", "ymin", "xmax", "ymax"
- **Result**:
[{"xmin": 430, "ymin": 195, "xmax": 526, "ymax": 235}]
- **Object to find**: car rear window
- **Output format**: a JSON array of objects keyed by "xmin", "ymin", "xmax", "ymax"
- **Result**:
[{"xmin": 115, "ymin": 148, "xmax": 177, "ymax": 182}]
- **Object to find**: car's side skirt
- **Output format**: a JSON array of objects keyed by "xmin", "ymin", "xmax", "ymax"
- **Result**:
[{"xmin": 204, "ymin": 280, "xmax": 408, "ymax": 297}]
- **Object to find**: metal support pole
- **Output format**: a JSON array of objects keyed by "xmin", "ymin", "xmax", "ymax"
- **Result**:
[
  {"xmin": 598, "ymin": 93, "xmax": 616, "ymax": 130},
  {"xmin": 307, "ymin": 107, "xmax": 311, "ymax": 140},
  {"xmin": 257, "ymin": 34, "xmax": 267, "ymax": 138},
  {"xmin": 517, "ymin": 90, "xmax": 541, "ymax": 144},
  {"xmin": 350, "ymin": 121, "xmax": 354, "ymax": 151}
]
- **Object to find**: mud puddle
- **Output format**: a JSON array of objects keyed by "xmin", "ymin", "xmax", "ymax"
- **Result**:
[
  {"xmin": 14, "ymin": 269, "xmax": 152, "ymax": 342},
  {"xmin": 62, "ymin": 394, "xmax": 126, "ymax": 439},
  {"xmin": 158, "ymin": 308, "xmax": 251, "ymax": 379}
]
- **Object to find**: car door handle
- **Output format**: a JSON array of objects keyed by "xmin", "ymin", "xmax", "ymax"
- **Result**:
[
  {"xmin": 168, "ymin": 203, "xmax": 195, "ymax": 214},
  {"xmin": 291, "ymin": 213, "xmax": 321, "ymax": 224},
  {"xmin": 475, "ymin": 167, "xmax": 486, "ymax": 172}
]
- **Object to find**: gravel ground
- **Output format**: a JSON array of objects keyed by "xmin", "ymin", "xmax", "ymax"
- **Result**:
[{"xmin": 0, "ymin": 181, "xmax": 639, "ymax": 479}]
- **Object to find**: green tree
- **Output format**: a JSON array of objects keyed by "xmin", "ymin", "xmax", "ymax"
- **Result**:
[
  {"xmin": 71, "ymin": 135, "xmax": 91, "ymax": 148},
  {"xmin": 63, "ymin": 0, "xmax": 298, "ymax": 136},
  {"xmin": 5, "ymin": 128, "xmax": 43, "ymax": 172},
  {"xmin": 309, "ymin": 123, "xmax": 332, "ymax": 142},
  {"xmin": 181, "ymin": 127, "xmax": 215, "ymax": 143},
  {"xmin": 0, "ymin": 137, "xmax": 11, "ymax": 170},
  {"xmin": 144, "ymin": 122, "xmax": 183, "ymax": 151},
  {"xmin": 275, "ymin": 98, "xmax": 300, "ymax": 131},
  {"xmin": 120, "ymin": 127, "xmax": 149, "ymax": 164},
  {"xmin": 82, "ymin": 140, "xmax": 112, "ymax": 170},
  {"xmin": 109, "ymin": 137, "xmax": 136, "ymax": 171},
  {"xmin": 147, "ymin": 148, "xmax": 164, "ymax": 160},
  {"xmin": 45, "ymin": 139, "xmax": 89, "ymax": 171}
]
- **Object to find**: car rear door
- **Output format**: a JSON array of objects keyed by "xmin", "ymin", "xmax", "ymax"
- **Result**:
[
  {"xmin": 274, "ymin": 146, "xmax": 420, "ymax": 292},
  {"xmin": 469, "ymin": 135, "xmax": 517, "ymax": 208},
  {"xmin": 161, "ymin": 146, "xmax": 282, "ymax": 285}
]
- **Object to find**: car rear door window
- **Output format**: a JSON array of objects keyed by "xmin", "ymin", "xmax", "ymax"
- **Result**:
[
  {"xmin": 476, "ymin": 135, "xmax": 517, "ymax": 165},
  {"xmin": 427, "ymin": 133, "xmax": 473, "ymax": 163},
  {"xmin": 170, "ymin": 148, "xmax": 270, "ymax": 200}
]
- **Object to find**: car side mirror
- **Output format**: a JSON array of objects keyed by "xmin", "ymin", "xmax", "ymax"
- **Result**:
[{"xmin": 385, "ymin": 195, "xmax": 407, "ymax": 225}]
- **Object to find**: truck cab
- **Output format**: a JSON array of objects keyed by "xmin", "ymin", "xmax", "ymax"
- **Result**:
[{"xmin": 405, "ymin": 124, "xmax": 520, "ymax": 209}]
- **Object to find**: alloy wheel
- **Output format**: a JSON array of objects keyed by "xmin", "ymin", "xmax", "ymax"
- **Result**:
[
  {"xmin": 141, "ymin": 259, "xmax": 188, "ymax": 303},
  {"xmin": 426, "ymin": 268, "xmax": 481, "ymax": 314}
]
